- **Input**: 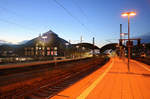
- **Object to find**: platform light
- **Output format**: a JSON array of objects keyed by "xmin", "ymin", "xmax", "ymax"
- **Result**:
[
  {"xmin": 121, "ymin": 11, "xmax": 136, "ymax": 72},
  {"xmin": 121, "ymin": 12, "xmax": 136, "ymax": 17}
]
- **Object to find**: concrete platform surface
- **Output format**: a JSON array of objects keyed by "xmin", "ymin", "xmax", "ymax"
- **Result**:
[{"xmin": 50, "ymin": 57, "xmax": 150, "ymax": 99}]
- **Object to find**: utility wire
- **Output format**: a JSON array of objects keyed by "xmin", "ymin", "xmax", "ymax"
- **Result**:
[
  {"xmin": 71, "ymin": 0, "xmax": 93, "ymax": 37},
  {"xmin": 0, "ymin": 18, "xmax": 34, "ymax": 31},
  {"xmin": 72, "ymin": 0, "xmax": 88, "ymax": 21},
  {"xmin": 0, "ymin": 6, "xmax": 36, "ymax": 32},
  {"xmin": 53, "ymin": 0, "xmax": 91, "ymax": 32},
  {"xmin": 0, "ymin": 5, "xmax": 58, "ymax": 34},
  {"xmin": 0, "ymin": 6, "xmax": 21, "ymax": 17}
]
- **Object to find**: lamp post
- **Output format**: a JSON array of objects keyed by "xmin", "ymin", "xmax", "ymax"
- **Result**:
[{"xmin": 121, "ymin": 12, "xmax": 136, "ymax": 72}]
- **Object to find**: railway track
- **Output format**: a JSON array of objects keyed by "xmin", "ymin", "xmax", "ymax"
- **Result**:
[{"xmin": 0, "ymin": 57, "xmax": 108, "ymax": 99}]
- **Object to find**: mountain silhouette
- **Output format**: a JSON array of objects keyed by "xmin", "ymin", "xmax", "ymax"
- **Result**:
[{"xmin": 0, "ymin": 40, "xmax": 13, "ymax": 45}]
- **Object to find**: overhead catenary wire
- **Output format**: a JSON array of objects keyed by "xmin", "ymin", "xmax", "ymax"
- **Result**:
[
  {"xmin": 0, "ymin": 6, "xmax": 22, "ymax": 17},
  {"xmin": 71, "ymin": 0, "xmax": 88, "ymax": 21},
  {"xmin": 0, "ymin": 18, "xmax": 34, "ymax": 31},
  {"xmin": 0, "ymin": 6, "xmax": 36, "ymax": 32},
  {"xmin": 0, "ymin": 5, "xmax": 54, "ymax": 35},
  {"xmin": 71, "ymin": 0, "xmax": 93, "ymax": 39},
  {"xmin": 53, "ymin": 0, "xmax": 91, "ymax": 33}
]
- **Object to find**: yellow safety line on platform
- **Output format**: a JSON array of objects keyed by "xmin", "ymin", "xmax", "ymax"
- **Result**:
[
  {"xmin": 135, "ymin": 61, "xmax": 150, "ymax": 72},
  {"xmin": 77, "ymin": 59, "xmax": 114, "ymax": 99}
]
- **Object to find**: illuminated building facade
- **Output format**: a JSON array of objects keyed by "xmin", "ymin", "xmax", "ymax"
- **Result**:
[{"xmin": 23, "ymin": 30, "xmax": 67, "ymax": 57}]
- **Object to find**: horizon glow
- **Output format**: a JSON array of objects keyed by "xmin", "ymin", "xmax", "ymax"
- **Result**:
[{"xmin": 0, "ymin": 0, "xmax": 150, "ymax": 47}]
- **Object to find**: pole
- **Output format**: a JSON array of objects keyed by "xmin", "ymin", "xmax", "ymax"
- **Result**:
[
  {"xmin": 80, "ymin": 36, "xmax": 82, "ymax": 43},
  {"xmin": 93, "ymin": 37, "xmax": 95, "ymax": 57},
  {"xmin": 120, "ymin": 24, "xmax": 122, "ymax": 39},
  {"xmin": 120, "ymin": 24, "xmax": 122, "ymax": 58},
  {"xmin": 128, "ymin": 15, "xmax": 130, "ymax": 72}
]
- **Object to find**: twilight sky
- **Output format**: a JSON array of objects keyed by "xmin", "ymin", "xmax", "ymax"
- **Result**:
[{"xmin": 0, "ymin": 0, "xmax": 150, "ymax": 47}]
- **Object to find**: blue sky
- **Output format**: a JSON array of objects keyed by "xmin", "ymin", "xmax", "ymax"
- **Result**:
[{"xmin": 0, "ymin": 0, "xmax": 150, "ymax": 47}]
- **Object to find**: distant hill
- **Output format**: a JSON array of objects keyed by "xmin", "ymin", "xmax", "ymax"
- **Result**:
[
  {"xmin": 0, "ymin": 40, "xmax": 13, "ymax": 45},
  {"xmin": 18, "ymin": 40, "xmax": 29, "ymax": 45}
]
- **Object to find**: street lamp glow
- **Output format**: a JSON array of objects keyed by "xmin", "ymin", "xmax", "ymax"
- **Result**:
[
  {"xmin": 121, "ymin": 12, "xmax": 136, "ymax": 17},
  {"xmin": 121, "ymin": 11, "xmax": 136, "ymax": 72},
  {"xmin": 129, "ymin": 12, "xmax": 136, "ymax": 16},
  {"xmin": 121, "ymin": 13, "xmax": 128, "ymax": 16}
]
